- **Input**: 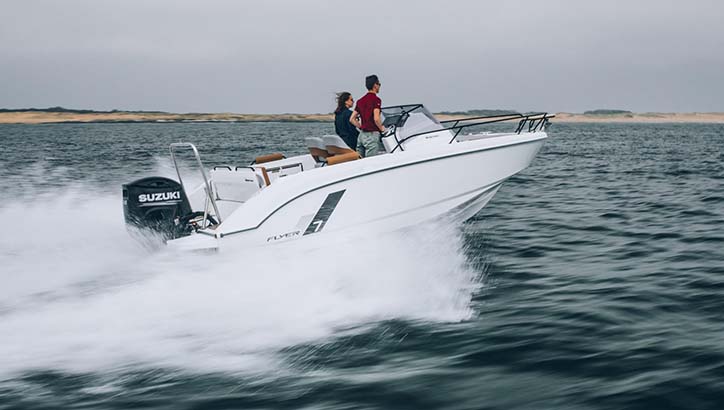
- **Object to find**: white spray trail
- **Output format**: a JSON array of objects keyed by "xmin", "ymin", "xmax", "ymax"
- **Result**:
[{"xmin": 0, "ymin": 182, "xmax": 480, "ymax": 378}]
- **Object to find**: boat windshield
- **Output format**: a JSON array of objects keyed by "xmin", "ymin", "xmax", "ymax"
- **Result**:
[{"xmin": 381, "ymin": 104, "xmax": 448, "ymax": 143}]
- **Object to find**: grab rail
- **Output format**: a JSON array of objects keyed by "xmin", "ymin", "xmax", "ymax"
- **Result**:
[
  {"xmin": 388, "ymin": 112, "xmax": 554, "ymax": 153},
  {"xmin": 169, "ymin": 142, "xmax": 222, "ymax": 224}
]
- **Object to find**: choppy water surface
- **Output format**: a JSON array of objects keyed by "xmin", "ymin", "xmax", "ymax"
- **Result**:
[{"xmin": 0, "ymin": 122, "xmax": 723, "ymax": 409}]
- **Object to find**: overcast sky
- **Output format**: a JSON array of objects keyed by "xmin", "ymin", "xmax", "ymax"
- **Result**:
[{"xmin": 2, "ymin": 0, "xmax": 723, "ymax": 113}]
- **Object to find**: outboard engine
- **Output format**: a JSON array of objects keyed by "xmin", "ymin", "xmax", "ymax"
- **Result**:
[{"xmin": 123, "ymin": 176, "xmax": 196, "ymax": 241}]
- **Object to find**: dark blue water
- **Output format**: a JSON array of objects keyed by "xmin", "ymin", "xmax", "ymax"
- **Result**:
[{"xmin": 1, "ymin": 122, "xmax": 723, "ymax": 409}]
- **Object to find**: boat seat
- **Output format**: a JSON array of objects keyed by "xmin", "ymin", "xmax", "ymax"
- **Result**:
[
  {"xmin": 305, "ymin": 137, "xmax": 330, "ymax": 162},
  {"xmin": 210, "ymin": 167, "xmax": 264, "ymax": 203},
  {"xmin": 322, "ymin": 135, "xmax": 355, "ymax": 155},
  {"xmin": 327, "ymin": 151, "xmax": 360, "ymax": 165},
  {"xmin": 252, "ymin": 153, "xmax": 285, "ymax": 165}
]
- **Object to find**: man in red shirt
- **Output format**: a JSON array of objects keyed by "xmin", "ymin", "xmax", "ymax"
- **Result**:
[{"xmin": 350, "ymin": 74, "xmax": 386, "ymax": 157}]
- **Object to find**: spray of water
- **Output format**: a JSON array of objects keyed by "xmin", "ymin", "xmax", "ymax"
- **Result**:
[{"xmin": 0, "ymin": 177, "xmax": 479, "ymax": 378}]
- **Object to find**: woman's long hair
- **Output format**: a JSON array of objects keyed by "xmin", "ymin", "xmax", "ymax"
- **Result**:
[{"xmin": 335, "ymin": 92, "xmax": 351, "ymax": 114}]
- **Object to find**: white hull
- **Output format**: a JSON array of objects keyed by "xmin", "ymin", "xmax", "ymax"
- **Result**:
[{"xmin": 167, "ymin": 131, "xmax": 546, "ymax": 252}]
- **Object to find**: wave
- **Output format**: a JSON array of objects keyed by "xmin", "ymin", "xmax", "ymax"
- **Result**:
[{"xmin": 0, "ymin": 183, "xmax": 479, "ymax": 378}]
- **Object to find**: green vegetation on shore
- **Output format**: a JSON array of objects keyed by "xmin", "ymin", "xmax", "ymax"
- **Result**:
[
  {"xmin": 582, "ymin": 109, "xmax": 633, "ymax": 115},
  {"xmin": 0, "ymin": 106, "xmax": 168, "ymax": 114},
  {"xmin": 437, "ymin": 109, "xmax": 518, "ymax": 116}
]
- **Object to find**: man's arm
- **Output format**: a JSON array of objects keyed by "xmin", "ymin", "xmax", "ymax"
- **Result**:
[
  {"xmin": 350, "ymin": 110, "xmax": 362, "ymax": 129},
  {"xmin": 373, "ymin": 108, "xmax": 386, "ymax": 132}
]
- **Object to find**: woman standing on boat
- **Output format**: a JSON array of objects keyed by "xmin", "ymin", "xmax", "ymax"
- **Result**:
[{"xmin": 334, "ymin": 92, "xmax": 359, "ymax": 150}]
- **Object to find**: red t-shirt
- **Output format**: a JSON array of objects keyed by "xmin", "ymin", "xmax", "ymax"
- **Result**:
[{"xmin": 355, "ymin": 92, "xmax": 382, "ymax": 132}]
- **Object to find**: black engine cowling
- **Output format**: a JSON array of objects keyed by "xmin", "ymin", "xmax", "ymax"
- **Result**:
[{"xmin": 123, "ymin": 177, "xmax": 193, "ymax": 240}]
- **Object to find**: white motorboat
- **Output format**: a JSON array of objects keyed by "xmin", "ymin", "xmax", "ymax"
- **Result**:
[{"xmin": 122, "ymin": 105, "xmax": 553, "ymax": 251}]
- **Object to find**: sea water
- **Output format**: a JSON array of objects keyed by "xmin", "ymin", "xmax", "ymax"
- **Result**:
[{"xmin": 0, "ymin": 122, "xmax": 723, "ymax": 409}]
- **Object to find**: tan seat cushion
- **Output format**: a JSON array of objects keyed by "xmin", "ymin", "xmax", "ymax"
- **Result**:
[{"xmin": 327, "ymin": 151, "xmax": 361, "ymax": 165}]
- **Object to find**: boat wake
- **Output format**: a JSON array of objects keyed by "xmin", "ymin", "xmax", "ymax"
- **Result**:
[{"xmin": 0, "ymin": 183, "xmax": 480, "ymax": 378}]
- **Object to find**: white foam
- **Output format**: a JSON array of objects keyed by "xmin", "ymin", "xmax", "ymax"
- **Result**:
[{"xmin": 0, "ymin": 184, "xmax": 479, "ymax": 378}]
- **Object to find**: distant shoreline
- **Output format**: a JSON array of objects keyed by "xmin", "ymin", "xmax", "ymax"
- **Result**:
[
  {"xmin": 552, "ymin": 112, "xmax": 724, "ymax": 124},
  {"xmin": 2, "ymin": 110, "xmax": 724, "ymax": 124},
  {"xmin": 0, "ymin": 111, "xmax": 333, "ymax": 124}
]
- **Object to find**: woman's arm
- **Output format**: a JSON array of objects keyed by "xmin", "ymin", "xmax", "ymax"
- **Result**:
[{"xmin": 350, "ymin": 110, "xmax": 361, "ymax": 129}]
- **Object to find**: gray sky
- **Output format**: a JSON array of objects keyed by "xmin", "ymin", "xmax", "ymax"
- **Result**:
[{"xmin": 2, "ymin": 0, "xmax": 723, "ymax": 113}]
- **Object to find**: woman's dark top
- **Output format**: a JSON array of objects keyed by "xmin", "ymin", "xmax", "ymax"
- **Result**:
[{"xmin": 334, "ymin": 108, "xmax": 360, "ymax": 149}]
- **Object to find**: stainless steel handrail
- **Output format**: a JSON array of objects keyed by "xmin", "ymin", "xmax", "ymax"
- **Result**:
[
  {"xmin": 387, "ymin": 112, "xmax": 555, "ymax": 153},
  {"xmin": 169, "ymin": 142, "xmax": 222, "ymax": 224}
]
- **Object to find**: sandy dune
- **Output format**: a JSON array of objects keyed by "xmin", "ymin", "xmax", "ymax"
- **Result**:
[
  {"xmin": 0, "ymin": 111, "xmax": 333, "ymax": 124},
  {"xmin": 551, "ymin": 112, "xmax": 724, "ymax": 123}
]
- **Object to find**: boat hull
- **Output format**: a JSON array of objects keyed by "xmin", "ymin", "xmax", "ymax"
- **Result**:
[{"xmin": 167, "ymin": 132, "xmax": 546, "ymax": 252}]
